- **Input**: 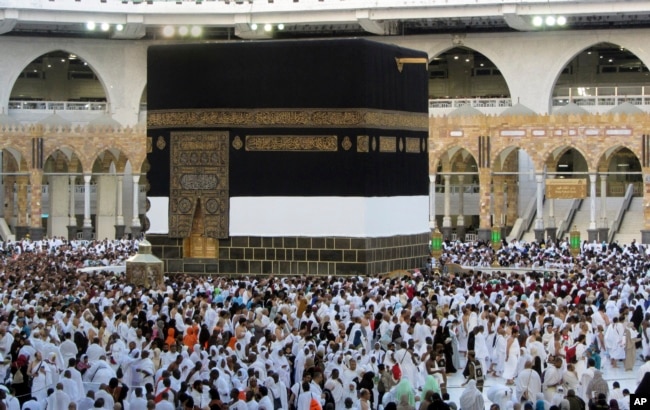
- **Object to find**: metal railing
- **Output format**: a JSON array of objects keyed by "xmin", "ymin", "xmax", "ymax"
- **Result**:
[
  {"xmin": 434, "ymin": 184, "xmax": 480, "ymax": 194},
  {"xmin": 556, "ymin": 198, "xmax": 581, "ymax": 240},
  {"xmin": 608, "ymin": 183, "xmax": 634, "ymax": 243},
  {"xmin": 552, "ymin": 85, "xmax": 650, "ymax": 107},
  {"xmin": 429, "ymin": 98, "xmax": 512, "ymax": 109},
  {"xmin": 8, "ymin": 100, "xmax": 107, "ymax": 111},
  {"xmin": 507, "ymin": 189, "xmax": 542, "ymax": 241}
]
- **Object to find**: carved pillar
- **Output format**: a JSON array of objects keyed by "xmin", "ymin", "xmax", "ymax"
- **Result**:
[
  {"xmin": 588, "ymin": 173, "xmax": 598, "ymax": 242},
  {"xmin": 477, "ymin": 168, "xmax": 492, "ymax": 242},
  {"xmin": 4, "ymin": 176, "xmax": 14, "ymax": 223},
  {"xmin": 28, "ymin": 169, "xmax": 43, "ymax": 240},
  {"xmin": 599, "ymin": 174, "xmax": 608, "ymax": 242},
  {"xmin": 506, "ymin": 175, "xmax": 518, "ymax": 230},
  {"xmin": 82, "ymin": 174, "xmax": 93, "ymax": 240},
  {"xmin": 67, "ymin": 176, "xmax": 77, "ymax": 240},
  {"xmin": 14, "ymin": 176, "xmax": 29, "ymax": 240},
  {"xmin": 131, "ymin": 175, "xmax": 141, "ymax": 239},
  {"xmin": 493, "ymin": 175, "xmax": 505, "ymax": 227},
  {"xmin": 534, "ymin": 173, "xmax": 545, "ymax": 243},
  {"xmin": 442, "ymin": 174, "xmax": 452, "ymax": 240}
]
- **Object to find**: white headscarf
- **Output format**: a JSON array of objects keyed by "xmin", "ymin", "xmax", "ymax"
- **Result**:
[{"xmin": 459, "ymin": 380, "xmax": 484, "ymax": 410}]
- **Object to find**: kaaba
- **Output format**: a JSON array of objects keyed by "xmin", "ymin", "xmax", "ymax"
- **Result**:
[{"xmin": 145, "ymin": 38, "xmax": 430, "ymax": 276}]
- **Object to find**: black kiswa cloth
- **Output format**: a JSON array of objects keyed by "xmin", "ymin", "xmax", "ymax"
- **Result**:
[{"xmin": 146, "ymin": 39, "xmax": 429, "ymax": 199}]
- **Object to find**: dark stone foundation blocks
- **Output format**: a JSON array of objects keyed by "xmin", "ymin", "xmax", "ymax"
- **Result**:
[{"xmin": 147, "ymin": 233, "xmax": 430, "ymax": 276}]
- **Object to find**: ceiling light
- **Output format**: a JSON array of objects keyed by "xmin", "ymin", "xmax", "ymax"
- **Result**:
[
  {"xmin": 532, "ymin": 16, "xmax": 543, "ymax": 27},
  {"xmin": 556, "ymin": 16, "xmax": 567, "ymax": 26},
  {"xmin": 465, "ymin": 58, "xmax": 470, "ymax": 62},
  {"xmin": 264, "ymin": 24, "xmax": 272, "ymax": 32},
  {"xmin": 86, "ymin": 22, "xmax": 96, "ymax": 31},
  {"xmin": 480, "ymin": 63, "xmax": 484, "ymax": 67},
  {"xmin": 47, "ymin": 64, "xmax": 52, "ymax": 68},
  {"xmin": 609, "ymin": 59, "xmax": 613, "ymax": 62},
  {"xmin": 453, "ymin": 56, "xmax": 459, "ymax": 60},
  {"xmin": 178, "ymin": 26, "xmax": 189, "ymax": 36},
  {"xmin": 587, "ymin": 51, "xmax": 592, "ymax": 55},
  {"xmin": 116, "ymin": 24, "xmax": 124, "ymax": 32},
  {"xmin": 69, "ymin": 54, "xmax": 77, "ymax": 60},
  {"xmin": 83, "ymin": 62, "xmax": 88, "ymax": 66},
  {"xmin": 162, "ymin": 25, "xmax": 175, "ymax": 37},
  {"xmin": 61, "ymin": 59, "xmax": 65, "ymax": 63},
  {"xmin": 278, "ymin": 23, "xmax": 285, "ymax": 30},
  {"xmin": 545, "ymin": 16, "xmax": 556, "ymax": 26},
  {"xmin": 190, "ymin": 26, "xmax": 202, "ymax": 37},
  {"xmin": 101, "ymin": 23, "xmax": 110, "ymax": 32},
  {"xmin": 251, "ymin": 23, "xmax": 258, "ymax": 30}
]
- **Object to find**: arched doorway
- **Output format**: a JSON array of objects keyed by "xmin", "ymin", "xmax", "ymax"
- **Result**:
[
  {"xmin": 91, "ymin": 149, "xmax": 129, "ymax": 240},
  {"xmin": 429, "ymin": 46, "xmax": 510, "ymax": 99},
  {"xmin": 434, "ymin": 147, "xmax": 479, "ymax": 241},
  {"xmin": 43, "ymin": 148, "xmax": 83, "ymax": 239},
  {"xmin": 9, "ymin": 50, "xmax": 108, "ymax": 117},
  {"xmin": 492, "ymin": 146, "xmax": 535, "ymax": 240},
  {"xmin": 552, "ymin": 42, "xmax": 650, "ymax": 113}
]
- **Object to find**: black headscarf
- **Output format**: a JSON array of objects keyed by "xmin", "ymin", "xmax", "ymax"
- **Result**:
[{"xmin": 635, "ymin": 372, "xmax": 650, "ymax": 395}]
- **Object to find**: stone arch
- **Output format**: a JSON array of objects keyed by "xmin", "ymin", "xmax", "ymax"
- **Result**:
[
  {"xmin": 549, "ymin": 41, "xmax": 650, "ymax": 111},
  {"xmin": 92, "ymin": 149, "xmax": 124, "ymax": 174},
  {"xmin": 0, "ymin": 147, "xmax": 26, "ymax": 173},
  {"xmin": 491, "ymin": 146, "xmax": 537, "ymax": 228},
  {"xmin": 544, "ymin": 145, "xmax": 591, "ymax": 177},
  {"xmin": 491, "ymin": 145, "xmax": 537, "ymax": 172},
  {"xmin": 43, "ymin": 147, "xmax": 83, "ymax": 172},
  {"xmin": 596, "ymin": 144, "xmax": 642, "ymax": 171},
  {"xmin": 431, "ymin": 142, "xmax": 479, "ymax": 174},
  {"xmin": 427, "ymin": 45, "xmax": 511, "ymax": 100},
  {"xmin": 7, "ymin": 48, "xmax": 110, "ymax": 108},
  {"xmin": 596, "ymin": 145, "xmax": 643, "ymax": 196}
]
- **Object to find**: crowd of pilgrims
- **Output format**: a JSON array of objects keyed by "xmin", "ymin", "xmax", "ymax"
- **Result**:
[{"xmin": 0, "ymin": 237, "xmax": 645, "ymax": 410}]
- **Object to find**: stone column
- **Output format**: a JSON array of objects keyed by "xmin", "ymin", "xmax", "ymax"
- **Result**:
[
  {"xmin": 82, "ymin": 174, "xmax": 93, "ymax": 240},
  {"xmin": 534, "ymin": 173, "xmax": 545, "ymax": 243},
  {"xmin": 643, "ymin": 167, "xmax": 650, "ymax": 244},
  {"xmin": 477, "ymin": 168, "xmax": 492, "ymax": 242},
  {"xmin": 493, "ymin": 175, "xmax": 504, "ymax": 227},
  {"xmin": 588, "ymin": 173, "xmax": 598, "ymax": 242},
  {"xmin": 546, "ymin": 176, "xmax": 557, "ymax": 242},
  {"xmin": 4, "ymin": 176, "xmax": 14, "ymax": 225},
  {"xmin": 48, "ymin": 176, "xmax": 68, "ymax": 238},
  {"xmin": 95, "ymin": 175, "xmax": 117, "ymax": 240},
  {"xmin": 546, "ymin": 198, "xmax": 557, "ymax": 242},
  {"xmin": 456, "ymin": 175, "xmax": 466, "ymax": 240},
  {"xmin": 67, "ymin": 176, "xmax": 77, "ymax": 240},
  {"xmin": 429, "ymin": 174, "xmax": 436, "ymax": 229},
  {"xmin": 442, "ymin": 174, "xmax": 452, "ymax": 240},
  {"xmin": 14, "ymin": 176, "xmax": 29, "ymax": 240},
  {"xmin": 115, "ymin": 175, "xmax": 126, "ymax": 239},
  {"xmin": 131, "ymin": 175, "xmax": 141, "ymax": 239},
  {"xmin": 506, "ymin": 175, "xmax": 518, "ymax": 232},
  {"xmin": 28, "ymin": 169, "xmax": 44, "ymax": 240},
  {"xmin": 599, "ymin": 174, "xmax": 608, "ymax": 242}
]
